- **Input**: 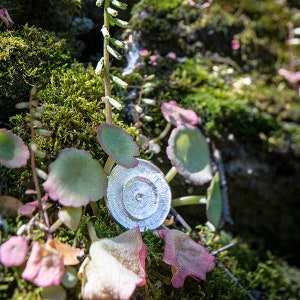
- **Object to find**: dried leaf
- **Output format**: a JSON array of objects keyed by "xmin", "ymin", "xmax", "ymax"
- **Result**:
[
  {"xmin": 0, "ymin": 195, "xmax": 23, "ymax": 217},
  {"xmin": 78, "ymin": 227, "xmax": 147, "ymax": 300},
  {"xmin": 47, "ymin": 240, "xmax": 84, "ymax": 266}
]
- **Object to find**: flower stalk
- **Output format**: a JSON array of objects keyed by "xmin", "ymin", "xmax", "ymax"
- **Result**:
[
  {"xmin": 29, "ymin": 86, "xmax": 48, "ymax": 227},
  {"xmin": 103, "ymin": 0, "xmax": 113, "ymax": 123}
]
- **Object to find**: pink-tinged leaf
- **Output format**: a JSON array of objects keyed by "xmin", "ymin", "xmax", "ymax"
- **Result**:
[
  {"xmin": 43, "ymin": 148, "xmax": 107, "ymax": 207},
  {"xmin": 158, "ymin": 229, "xmax": 215, "ymax": 288},
  {"xmin": 0, "ymin": 236, "xmax": 28, "ymax": 267},
  {"xmin": 18, "ymin": 200, "xmax": 39, "ymax": 216},
  {"xmin": 97, "ymin": 123, "xmax": 139, "ymax": 168},
  {"xmin": 278, "ymin": 68, "xmax": 300, "ymax": 84},
  {"xmin": 22, "ymin": 241, "xmax": 65, "ymax": 288},
  {"xmin": 0, "ymin": 129, "xmax": 29, "ymax": 168},
  {"xmin": 78, "ymin": 227, "xmax": 147, "ymax": 300},
  {"xmin": 25, "ymin": 189, "xmax": 38, "ymax": 194},
  {"xmin": 0, "ymin": 8, "xmax": 14, "ymax": 28},
  {"xmin": 161, "ymin": 101, "xmax": 198, "ymax": 127}
]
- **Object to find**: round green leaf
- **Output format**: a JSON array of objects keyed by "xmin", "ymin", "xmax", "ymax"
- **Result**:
[
  {"xmin": 43, "ymin": 148, "xmax": 107, "ymax": 207},
  {"xmin": 97, "ymin": 123, "xmax": 139, "ymax": 168},
  {"xmin": 166, "ymin": 126, "xmax": 212, "ymax": 185},
  {"xmin": 0, "ymin": 129, "xmax": 29, "ymax": 168}
]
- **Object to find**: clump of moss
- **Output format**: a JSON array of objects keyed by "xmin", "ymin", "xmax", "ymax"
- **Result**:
[
  {"xmin": 0, "ymin": 25, "xmax": 73, "ymax": 124},
  {"xmin": 143, "ymin": 55, "xmax": 299, "ymax": 153},
  {"xmin": 132, "ymin": 225, "xmax": 300, "ymax": 299},
  {"xmin": 2, "ymin": 211, "xmax": 300, "ymax": 299},
  {"xmin": 7, "ymin": 62, "xmax": 138, "ymax": 198}
]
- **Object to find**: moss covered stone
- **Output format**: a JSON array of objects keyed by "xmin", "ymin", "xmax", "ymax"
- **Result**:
[
  {"xmin": 0, "ymin": 25, "xmax": 73, "ymax": 124},
  {"xmin": 7, "ymin": 62, "xmax": 139, "ymax": 198}
]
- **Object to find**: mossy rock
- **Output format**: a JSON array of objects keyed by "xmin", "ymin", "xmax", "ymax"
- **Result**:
[
  {"xmin": 0, "ymin": 25, "xmax": 73, "ymax": 125},
  {"xmin": 1, "ymin": 213, "xmax": 300, "ymax": 299},
  {"xmin": 7, "ymin": 62, "xmax": 137, "ymax": 198}
]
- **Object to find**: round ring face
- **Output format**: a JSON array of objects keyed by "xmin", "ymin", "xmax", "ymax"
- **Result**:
[{"xmin": 106, "ymin": 159, "xmax": 172, "ymax": 231}]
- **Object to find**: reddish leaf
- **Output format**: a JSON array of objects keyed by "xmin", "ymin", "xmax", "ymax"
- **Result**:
[
  {"xmin": 18, "ymin": 200, "xmax": 39, "ymax": 216},
  {"xmin": 158, "ymin": 229, "xmax": 215, "ymax": 288},
  {"xmin": 0, "ymin": 8, "xmax": 14, "ymax": 28},
  {"xmin": 161, "ymin": 101, "xmax": 198, "ymax": 127}
]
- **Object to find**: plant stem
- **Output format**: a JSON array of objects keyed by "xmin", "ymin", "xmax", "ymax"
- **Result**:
[
  {"xmin": 134, "ymin": 78, "xmax": 146, "ymax": 129},
  {"xmin": 103, "ymin": 0, "xmax": 112, "ymax": 123},
  {"xmin": 169, "ymin": 208, "xmax": 192, "ymax": 231},
  {"xmin": 90, "ymin": 201, "xmax": 99, "ymax": 216},
  {"xmin": 151, "ymin": 122, "xmax": 172, "ymax": 143},
  {"xmin": 88, "ymin": 222, "xmax": 99, "ymax": 242},
  {"xmin": 29, "ymin": 87, "xmax": 48, "ymax": 226},
  {"xmin": 165, "ymin": 166, "xmax": 177, "ymax": 183},
  {"xmin": 172, "ymin": 195, "xmax": 207, "ymax": 207},
  {"xmin": 104, "ymin": 155, "xmax": 116, "ymax": 175},
  {"xmin": 48, "ymin": 219, "xmax": 62, "ymax": 233},
  {"xmin": 211, "ymin": 242, "xmax": 235, "ymax": 256},
  {"xmin": 0, "ymin": 166, "xmax": 6, "ymax": 195}
]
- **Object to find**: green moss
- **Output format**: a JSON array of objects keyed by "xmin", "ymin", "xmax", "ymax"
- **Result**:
[
  {"xmin": 247, "ymin": 252, "xmax": 300, "ymax": 300},
  {"xmin": 0, "ymin": 25, "xmax": 73, "ymax": 124},
  {"xmin": 94, "ymin": 204, "xmax": 127, "ymax": 239},
  {"xmin": 132, "ymin": 225, "xmax": 300, "ymax": 299},
  {"xmin": 2, "ymin": 1, "xmax": 300, "ymax": 299},
  {"xmin": 1, "ymin": 213, "xmax": 300, "ymax": 299},
  {"xmin": 7, "ymin": 62, "xmax": 139, "ymax": 198}
]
